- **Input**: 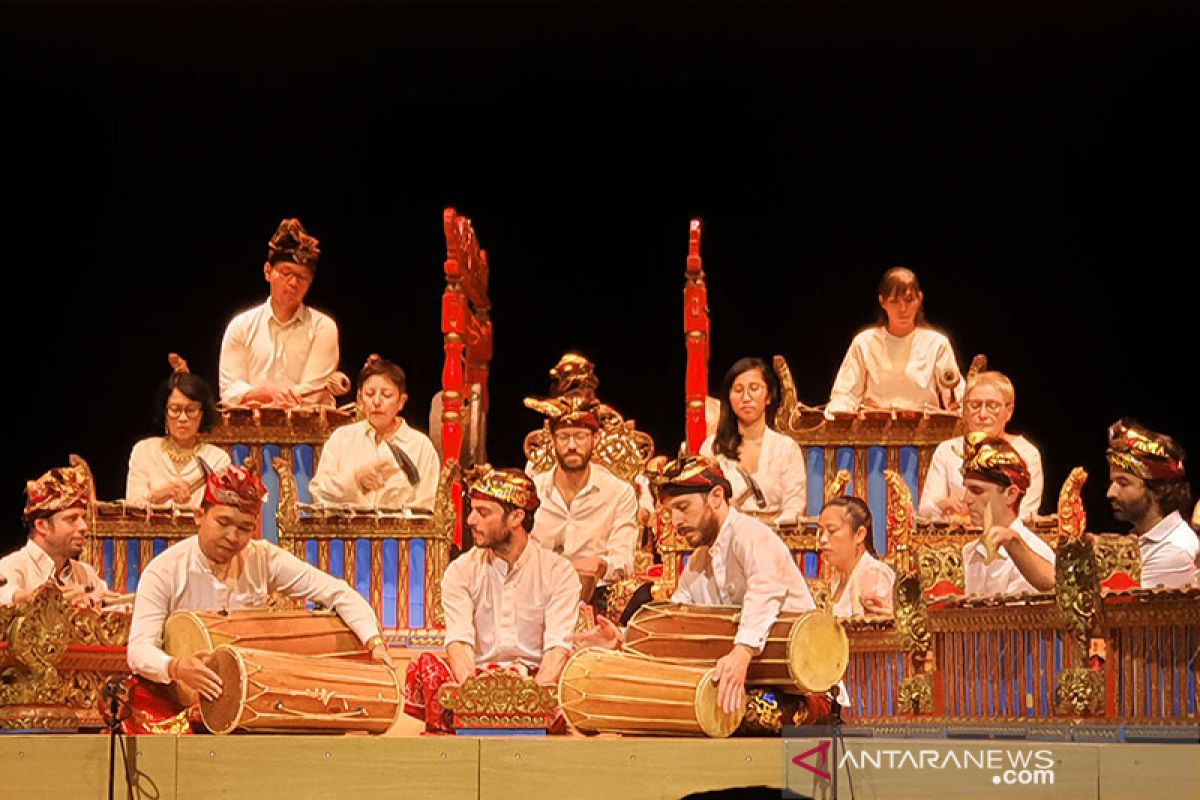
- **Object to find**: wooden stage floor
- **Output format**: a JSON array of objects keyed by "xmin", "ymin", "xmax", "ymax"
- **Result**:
[{"xmin": 3, "ymin": 728, "xmax": 1198, "ymax": 800}]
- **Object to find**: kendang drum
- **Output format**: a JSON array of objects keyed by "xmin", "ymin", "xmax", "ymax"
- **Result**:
[
  {"xmin": 199, "ymin": 645, "xmax": 402, "ymax": 734},
  {"xmin": 623, "ymin": 603, "xmax": 848, "ymax": 693},
  {"xmin": 163, "ymin": 608, "xmax": 368, "ymax": 661},
  {"xmin": 558, "ymin": 647, "xmax": 744, "ymax": 737}
]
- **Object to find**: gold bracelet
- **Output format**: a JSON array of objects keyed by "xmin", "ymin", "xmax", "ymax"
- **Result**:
[{"xmin": 364, "ymin": 635, "xmax": 385, "ymax": 651}]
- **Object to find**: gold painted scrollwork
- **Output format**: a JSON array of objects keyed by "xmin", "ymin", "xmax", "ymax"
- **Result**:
[
  {"xmin": 437, "ymin": 670, "xmax": 558, "ymax": 717},
  {"xmin": 1094, "ymin": 533, "xmax": 1141, "ymax": 587},
  {"xmin": 897, "ymin": 673, "xmax": 933, "ymax": 715},
  {"xmin": 1054, "ymin": 666, "xmax": 1104, "ymax": 717},
  {"xmin": 524, "ymin": 407, "xmax": 655, "ymax": 485}
]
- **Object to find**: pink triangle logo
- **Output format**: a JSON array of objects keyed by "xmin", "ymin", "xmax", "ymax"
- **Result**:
[{"xmin": 791, "ymin": 740, "xmax": 832, "ymax": 781}]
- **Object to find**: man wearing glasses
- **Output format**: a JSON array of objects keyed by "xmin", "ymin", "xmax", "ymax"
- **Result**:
[
  {"xmin": 919, "ymin": 370, "xmax": 1045, "ymax": 521},
  {"xmin": 218, "ymin": 218, "xmax": 341, "ymax": 407},
  {"xmin": 526, "ymin": 394, "xmax": 639, "ymax": 614}
]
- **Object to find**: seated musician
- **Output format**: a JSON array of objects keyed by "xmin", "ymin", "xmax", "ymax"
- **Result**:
[
  {"xmin": 125, "ymin": 354, "xmax": 232, "ymax": 507},
  {"xmin": 404, "ymin": 467, "xmax": 580, "ymax": 733},
  {"xmin": 127, "ymin": 464, "xmax": 389, "ymax": 710},
  {"xmin": 827, "ymin": 266, "xmax": 964, "ymax": 414},
  {"xmin": 919, "ymin": 370, "xmax": 1044, "ymax": 521},
  {"xmin": 653, "ymin": 455, "xmax": 817, "ymax": 714},
  {"xmin": 0, "ymin": 459, "xmax": 108, "ymax": 607},
  {"xmin": 218, "ymin": 218, "xmax": 341, "ymax": 407},
  {"xmin": 526, "ymin": 395, "xmax": 639, "ymax": 611},
  {"xmin": 960, "ymin": 434, "xmax": 1056, "ymax": 595},
  {"xmin": 700, "ymin": 357, "xmax": 806, "ymax": 523},
  {"xmin": 1106, "ymin": 419, "xmax": 1198, "ymax": 589},
  {"xmin": 817, "ymin": 496, "xmax": 894, "ymax": 617},
  {"xmin": 308, "ymin": 355, "xmax": 440, "ymax": 509}
]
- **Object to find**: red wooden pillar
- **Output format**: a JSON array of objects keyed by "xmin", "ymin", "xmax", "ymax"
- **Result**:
[{"xmin": 683, "ymin": 219, "xmax": 710, "ymax": 455}]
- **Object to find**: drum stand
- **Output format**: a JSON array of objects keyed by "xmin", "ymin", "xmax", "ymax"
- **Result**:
[
  {"xmin": 828, "ymin": 693, "xmax": 856, "ymax": 800},
  {"xmin": 101, "ymin": 676, "xmax": 137, "ymax": 800}
]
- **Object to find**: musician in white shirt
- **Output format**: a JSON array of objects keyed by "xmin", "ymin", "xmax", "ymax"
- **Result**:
[
  {"xmin": 404, "ymin": 467, "xmax": 580, "ymax": 733},
  {"xmin": 308, "ymin": 356, "xmax": 440, "ymax": 509},
  {"xmin": 652, "ymin": 455, "xmax": 816, "ymax": 714},
  {"xmin": 818, "ymin": 496, "xmax": 895, "ymax": 618},
  {"xmin": 920, "ymin": 370, "xmax": 1044, "ymax": 521},
  {"xmin": 700, "ymin": 357, "xmax": 806, "ymax": 523},
  {"xmin": 0, "ymin": 460, "xmax": 108, "ymax": 607},
  {"xmin": 828, "ymin": 267, "xmax": 964, "ymax": 414},
  {"xmin": 125, "ymin": 355, "xmax": 231, "ymax": 507},
  {"xmin": 127, "ymin": 465, "xmax": 389, "ymax": 703},
  {"xmin": 959, "ymin": 434, "xmax": 1056, "ymax": 596},
  {"xmin": 1106, "ymin": 419, "xmax": 1199, "ymax": 589},
  {"xmin": 218, "ymin": 218, "xmax": 340, "ymax": 407}
]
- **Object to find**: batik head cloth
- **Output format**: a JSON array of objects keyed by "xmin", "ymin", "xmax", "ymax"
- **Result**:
[
  {"xmin": 465, "ymin": 465, "xmax": 540, "ymax": 512},
  {"xmin": 524, "ymin": 394, "xmax": 601, "ymax": 432},
  {"xmin": 202, "ymin": 463, "xmax": 268, "ymax": 515},
  {"xmin": 645, "ymin": 454, "xmax": 733, "ymax": 501},
  {"xmin": 1107, "ymin": 420, "xmax": 1185, "ymax": 481},
  {"xmin": 24, "ymin": 459, "xmax": 92, "ymax": 520},
  {"xmin": 959, "ymin": 432, "xmax": 1031, "ymax": 491},
  {"xmin": 267, "ymin": 218, "xmax": 320, "ymax": 269}
]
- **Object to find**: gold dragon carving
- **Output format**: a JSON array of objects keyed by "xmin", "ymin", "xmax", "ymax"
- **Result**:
[{"xmin": 1052, "ymin": 467, "xmax": 1105, "ymax": 717}]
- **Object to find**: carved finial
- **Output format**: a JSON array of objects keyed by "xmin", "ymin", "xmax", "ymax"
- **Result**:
[
  {"xmin": 1056, "ymin": 467, "xmax": 1088, "ymax": 542},
  {"xmin": 883, "ymin": 470, "xmax": 916, "ymax": 571},
  {"xmin": 827, "ymin": 469, "xmax": 852, "ymax": 500},
  {"xmin": 966, "ymin": 354, "xmax": 988, "ymax": 383},
  {"xmin": 272, "ymin": 455, "xmax": 298, "ymax": 529}
]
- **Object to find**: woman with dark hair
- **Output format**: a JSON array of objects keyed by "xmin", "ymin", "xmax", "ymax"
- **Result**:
[
  {"xmin": 125, "ymin": 354, "xmax": 231, "ymax": 506},
  {"xmin": 827, "ymin": 267, "xmax": 964, "ymax": 414},
  {"xmin": 309, "ymin": 355, "xmax": 440, "ymax": 509},
  {"xmin": 699, "ymin": 357, "xmax": 807, "ymax": 523},
  {"xmin": 817, "ymin": 496, "xmax": 894, "ymax": 618}
]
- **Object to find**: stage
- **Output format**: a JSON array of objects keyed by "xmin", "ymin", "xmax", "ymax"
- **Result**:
[{"xmin": 4, "ymin": 731, "xmax": 1197, "ymax": 800}]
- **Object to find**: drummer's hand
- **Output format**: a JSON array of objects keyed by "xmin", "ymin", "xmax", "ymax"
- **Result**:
[
  {"xmin": 936, "ymin": 497, "xmax": 970, "ymax": 518},
  {"xmin": 712, "ymin": 644, "xmax": 754, "ymax": 715},
  {"xmin": 568, "ymin": 615, "xmax": 622, "ymax": 651},
  {"xmin": 172, "ymin": 653, "xmax": 222, "ymax": 701},
  {"xmin": 370, "ymin": 642, "xmax": 394, "ymax": 667}
]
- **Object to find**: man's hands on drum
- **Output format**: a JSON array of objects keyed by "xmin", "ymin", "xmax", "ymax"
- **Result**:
[
  {"xmin": 370, "ymin": 642, "xmax": 394, "ymax": 667},
  {"xmin": 712, "ymin": 644, "xmax": 754, "ymax": 714},
  {"xmin": 170, "ymin": 652, "xmax": 222, "ymax": 701}
]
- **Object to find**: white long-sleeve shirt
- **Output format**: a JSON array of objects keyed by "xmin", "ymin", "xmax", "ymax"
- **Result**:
[
  {"xmin": 962, "ymin": 519, "xmax": 1056, "ymax": 596},
  {"xmin": 124, "ymin": 438, "xmax": 233, "ymax": 507},
  {"xmin": 919, "ymin": 435, "xmax": 1045, "ymax": 520},
  {"xmin": 828, "ymin": 326, "xmax": 964, "ymax": 414},
  {"xmin": 308, "ymin": 419, "xmax": 440, "ymax": 510},
  {"xmin": 830, "ymin": 551, "xmax": 896, "ymax": 618},
  {"xmin": 530, "ymin": 463, "xmax": 640, "ymax": 583},
  {"xmin": 1139, "ymin": 511, "xmax": 1199, "ymax": 589},
  {"xmin": 218, "ymin": 300, "xmax": 339, "ymax": 405},
  {"xmin": 0, "ymin": 539, "xmax": 109, "ymax": 605},
  {"xmin": 671, "ymin": 507, "xmax": 816, "ymax": 651},
  {"xmin": 127, "ymin": 536, "xmax": 381, "ymax": 683},
  {"xmin": 441, "ymin": 541, "xmax": 581, "ymax": 670},
  {"xmin": 700, "ymin": 427, "xmax": 807, "ymax": 522}
]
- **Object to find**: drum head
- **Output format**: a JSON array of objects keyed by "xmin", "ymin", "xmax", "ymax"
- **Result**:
[
  {"xmin": 200, "ymin": 646, "xmax": 249, "ymax": 735},
  {"xmin": 693, "ymin": 669, "xmax": 745, "ymax": 738},
  {"xmin": 162, "ymin": 612, "xmax": 214, "ymax": 659},
  {"xmin": 785, "ymin": 613, "xmax": 849, "ymax": 693}
]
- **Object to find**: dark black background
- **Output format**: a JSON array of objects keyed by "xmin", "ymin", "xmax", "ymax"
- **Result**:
[{"xmin": 3, "ymin": 0, "xmax": 1197, "ymax": 553}]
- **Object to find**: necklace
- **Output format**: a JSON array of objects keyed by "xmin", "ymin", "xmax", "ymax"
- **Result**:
[{"xmin": 162, "ymin": 437, "xmax": 201, "ymax": 467}]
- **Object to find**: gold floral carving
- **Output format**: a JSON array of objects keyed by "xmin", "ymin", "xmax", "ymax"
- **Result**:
[
  {"xmin": 437, "ymin": 670, "xmax": 557, "ymax": 728},
  {"xmin": 1054, "ymin": 666, "xmax": 1104, "ymax": 717},
  {"xmin": 916, "ymin": 546, "xmax": 965, "ymax": 594},
  {"xmin": 897, "ymin": 673, "xmax": 933, "ymax": 714},
  {"xmin": 524, "ymin": 408, "xmax": 655, "ymax": 484},
  {"xmin": 1094, "ymin": 534, "xmax": 1141, "ymax": 587}
]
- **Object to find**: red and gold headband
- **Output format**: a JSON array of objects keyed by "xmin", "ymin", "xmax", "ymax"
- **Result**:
[
  {"xmin": 465, "ymin": 465, "xmax": 540, "ymax": 512},
  {"xmin": 25, "ymin": 459, "xmax": 92, "ymax": 520},
  {"xmin": 1107, "ymin": 421, "xmax": 1185, "ymax": 481},
  {"xmin": 203, "ymin": 463, "xmax": 268, "ymax": 515},
  {"xmin": 645, "ymin": 454, "xmax": 732, "ymax": 500},
  {"xmin": 524, "ymin": 394, "xmax": 601, "ymax": 432},
  {"xmin": 267, "ymin": 218, "xmax": 320, "ymax": 269},
  {"xmin": 959, "ymin": 432, "xmax": 1031, "ymax": 492}
]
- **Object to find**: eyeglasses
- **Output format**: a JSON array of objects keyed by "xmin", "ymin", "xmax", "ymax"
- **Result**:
[
  {"xmin": 167, "ymin": 404, "xmax": 204, "ymax": 419},
  {"xmin": 272, "ymin": 266, "xmax": 312, "ymax": 286},
  {"xmin": 965, "ymin": 400, "xmax": 1009, "ymax": 414}
]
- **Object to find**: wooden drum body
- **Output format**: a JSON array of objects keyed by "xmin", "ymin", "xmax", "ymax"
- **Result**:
[
  {"xmin": 558, "ymin": 648, "xmax": 743, "ymax": 737},
  {"xmin": 200, "ymin": 646, "xmax": 402, "ymax": 734},
  {"xmin": 624, "ymin": 603, "xmax": 848, "ymax": 693},
  {"xmin": 163, "ymin": 608, "xmax": 367, "ymax": 661}
]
